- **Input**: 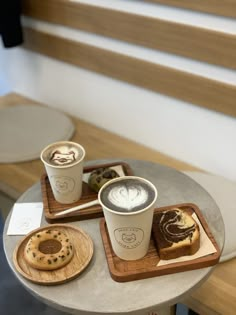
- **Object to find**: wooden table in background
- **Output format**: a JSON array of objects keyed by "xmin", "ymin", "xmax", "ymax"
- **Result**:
[
  {"xmin": 0, "ymin": 93, "xmax": 198, "ymax": 199},
  {"xmin": 1, "ymin": 93, "xmax": 236, "ymax": 314}
]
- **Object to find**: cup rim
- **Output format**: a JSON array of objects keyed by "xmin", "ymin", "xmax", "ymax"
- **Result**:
[
  {"xmin": 40, "ymin": 141, "xmax": 86, "ymax": 169},
  {"xmin": 98, "ymin": 175, "xmax": 158, "ymax": 216}
]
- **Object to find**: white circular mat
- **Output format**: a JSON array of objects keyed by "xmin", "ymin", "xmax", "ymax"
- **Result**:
[
  {"xmin": 184, "ymin": 171, "xmax": 236, "ymax": 263},
  {"xmin": 0, "ymin": 104, "xmax": 75, "ymax": 163}
]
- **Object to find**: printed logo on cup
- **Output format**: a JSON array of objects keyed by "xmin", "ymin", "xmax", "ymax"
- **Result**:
[
  {"xmin": 114, "ymin": 227, "xmax": 144, "ymax": 249},
  {"xmin": 50, "ymin": 175, "xmax": 75, "ymax": 194}
]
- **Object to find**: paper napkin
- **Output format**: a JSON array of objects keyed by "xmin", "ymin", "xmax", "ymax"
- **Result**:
[{"xmin": 7, "ymin": 202, "xmax": 43, "ymax": 235}]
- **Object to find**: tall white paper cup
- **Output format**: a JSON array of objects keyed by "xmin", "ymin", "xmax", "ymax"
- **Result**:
[
  {"xmin": 98, "ymin": 176, "xmax": 158, "ymax": 260},
  {"xmin": 40, "ymin": 141, "xmax": 85, "ymax": 204}
]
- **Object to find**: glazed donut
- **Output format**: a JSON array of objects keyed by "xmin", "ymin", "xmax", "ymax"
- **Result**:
[{"xmin": 24, "ymin": 229, "xmax": 74, "ymax": 270}]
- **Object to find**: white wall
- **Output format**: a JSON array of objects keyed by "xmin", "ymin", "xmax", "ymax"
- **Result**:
[{"xmin": 0, "ymin": 0, "xmax": 236, "ymax": 181}]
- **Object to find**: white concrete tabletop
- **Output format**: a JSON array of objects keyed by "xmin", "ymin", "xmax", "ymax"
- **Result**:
[{"xmin": 3, "ymin": 159, "xmax": 225, "ymax": 315}]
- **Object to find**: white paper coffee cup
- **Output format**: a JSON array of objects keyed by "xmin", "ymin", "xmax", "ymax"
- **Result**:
[
  {"xmin": 98, "ymin": 176, "xmax": 158, "ymax": 260},
  {"xmin": 40, "ymin": 141, "xmax": 85, "ymax": 204}
]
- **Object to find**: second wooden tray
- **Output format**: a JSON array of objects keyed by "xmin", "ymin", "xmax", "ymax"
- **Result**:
[
  {"xmin": 100, "ymin": 203, "xmax": 221, "ymax": 282},
  {"xmin": 41, "ymin": 161, "xmax": 133, "ymax": 223}
]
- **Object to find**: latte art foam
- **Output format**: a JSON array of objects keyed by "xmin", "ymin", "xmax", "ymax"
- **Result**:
[
  {"xmin": 43, "ymin": 143, "xmax": 83, "ymax": 166},
  {"xmin": 108, "ymin": 184, "xmax": 148, "ymax": 211},
  {"xmin": 50, "ymin": 145, "xmax": 79, "ymax": 166},
  {"xmin": 101, "ymin": 179, "xmax": 156, "ymax": 213}
]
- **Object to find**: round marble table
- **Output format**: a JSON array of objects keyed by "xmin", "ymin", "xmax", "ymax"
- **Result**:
[{"xmin": 3, "ymin": 159, "xmax": 224, "ymax": 315}]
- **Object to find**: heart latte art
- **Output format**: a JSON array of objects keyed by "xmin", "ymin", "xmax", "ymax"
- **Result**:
[
  {"xmin": 100, "ymin": 179, "xmax": 156, "ymax": 213},
  {"xmin": 108, "ymin": 184, "xmax": 148, "ymax": 211}
]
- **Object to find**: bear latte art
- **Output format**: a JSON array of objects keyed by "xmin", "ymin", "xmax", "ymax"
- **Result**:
[{"xmin": 50, "ymin": 145, "xmax": 81, "ymax": 166}]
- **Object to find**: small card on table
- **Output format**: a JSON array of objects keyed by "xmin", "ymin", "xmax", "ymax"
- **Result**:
[{"xmin": 7, "ymin": 202, "xmax": 43, "ymax": 235}]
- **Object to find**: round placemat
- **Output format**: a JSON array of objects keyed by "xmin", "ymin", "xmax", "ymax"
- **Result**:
[
  {"xmin": 184, "ymin": 171, "xmax": 236, "ymax": 262},
  {"xmin": 0, "ymin": 104, "xmax": 75, "ymax": 163}
]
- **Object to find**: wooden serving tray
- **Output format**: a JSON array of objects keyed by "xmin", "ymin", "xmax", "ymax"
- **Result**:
[
  {"xmin": 100, "ymin": 203, "xmax": 221, "ymax": 282},
  {"xmin": 13, "ymin": 224, "xmax": 94, "ymax": 285},
  {"xmin": 41, "ymin": 161, "xmax": 133, "ymax": 223}
]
